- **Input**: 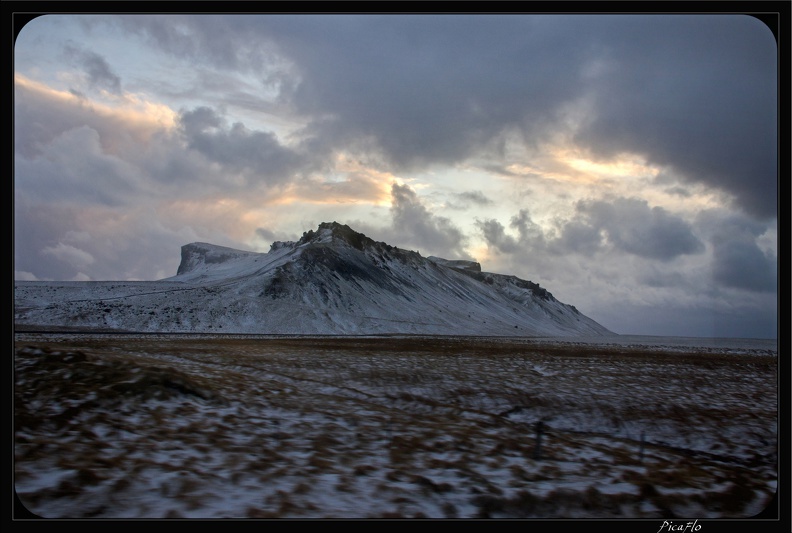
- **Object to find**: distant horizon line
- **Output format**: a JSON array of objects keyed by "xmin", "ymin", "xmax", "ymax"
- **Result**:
[{"xmin": 12, "ymin": 327, "xmax": 778, "ymax": 343}]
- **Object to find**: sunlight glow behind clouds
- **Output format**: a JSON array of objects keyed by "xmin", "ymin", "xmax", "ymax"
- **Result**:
[
  {"xmin": 562, "ymin": 152, "xmax": 660, "ymax": 180},
  {"xmin": 15, "ymin": 73, "xmax": 178, "ymax": 131},
  {"xmin": 13, "ymin": 13, "xmax": 778, "ymax": 338}
]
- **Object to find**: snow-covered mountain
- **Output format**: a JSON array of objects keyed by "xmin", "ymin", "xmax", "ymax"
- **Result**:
[{"xmin": 14, "ymin": 222, "xmax": 613, "ymax": 336}]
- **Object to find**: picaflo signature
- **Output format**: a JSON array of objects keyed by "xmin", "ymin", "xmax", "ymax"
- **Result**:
[{"xmin": 657, "ymin": 520, "xmax": 701, "ymax": 533}]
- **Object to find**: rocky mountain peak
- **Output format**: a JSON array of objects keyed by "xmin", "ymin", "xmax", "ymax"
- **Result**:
[
  {"xmin": 176, "ymin": 242, "xmax": 257, "ymax": 276},
  {"xmin": 297, "ymin": 222, "xmax": 379, "ymax": 251}
]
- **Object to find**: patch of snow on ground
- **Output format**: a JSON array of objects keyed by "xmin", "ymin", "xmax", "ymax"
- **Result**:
[{"xmin": 14, "ymin": 334, "xmax": 777, "ymax": 519}]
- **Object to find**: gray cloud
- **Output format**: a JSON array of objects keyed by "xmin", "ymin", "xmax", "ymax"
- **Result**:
[
  {"xmin": 712, "ymin": 240, "xmax": 777, "ymax": 292},
  {"xmin": 253, "ymin": 227, "xmax": 301, "ymax": 250},
  {"xmin": 64, "ymin": 44, "xmax": 122, "ymax": 95},
  {"xmin": 108, "ymin": 15, "xmax": 777, "ymax": 218},
  {"xmin": 571, "ymin": 15, "xmax": 777, "ymax": 219},
  {"xmin": 593, "ymin": 300, "xmax": 777, "ymax": 339},
  {"xmin": 457, "ymin": 190, "xmax": 493, "ymax": 206},
  {"xmin": 15, "ymin": 198, "xmax": 81, "ymax": 281},
  {"xmin": 510, "ymin": 210, "xmax": 547, "ymax": 250},
  {"xmin": 15, "ymin": 79, "xmax": 120, "ymax": 159},
  {"xmin": 663, "ymin": 186, "xmax": 694, "ymax": 198},
  {"xmin": 475, "ymin": 219, "xmax": 520, "ymax": 254},
  {"xmin": 479, "ymin": 198, "xmax": 704, "ymax": 262},
  {"xmin": 477, "ymin": 209, "xmax": 551, "ymax": 256},
  {"xmin": 551, "ymin": 219, "xmax": 603, "ymax": 256},
  {"xmin": 475, "ymin": 204, "xmax": 777, "ymax": 338},
  {"xmin": 15, "ymin": 271, "xmax": 39, "ymax": 281},
  {"xmin": 636, "ymin": 267, "xmax": 689, "ymax": 289},
  {"xmin": 255, "ymin": 227, "xmax": 277, "ymax": 242},
  {"xmin": 13, "ymin": 80, "xmax": 309, "ymax": 200},
  {"xmin": 444, "ymin": 190, "xmax": 494, "ymax": 210},
  {"xmin": 18, "ymin": 210, "xmax": 257, "ymax": 282},
  {"xmin": 571, "ymin": 198, "xmax": 705, "ymax": 261},
  {"xmin": 380, "ymin": 183, "xmax": 468, "ymax": 259},
  {"xmin": 178, "ymin": 107, "xmax": 305, "ymax": 184},
  {"xmin": 276, "ymin": 16, "xmax": 588, "ymax": 172},
  {"xmin": 13, "ymin": 14, "xmax": 778, "ymax": 339},
  {"xmin": 109, "ymin": 16, "xmax": 591, "ymax": 169},
  {"xmin": 697, "ymin": 210, "xmax": 777, "ymax": 293},
  {"xmin": 15, "ymin": 126, "xmax": 141, "ymax": 207},
  {"xmin": 41, "ymin": 242, "xmax": 95, "ymax": 270},
  {"xmin": 14, "ymin": 189, "xmax": 224, "ymax": 282}
]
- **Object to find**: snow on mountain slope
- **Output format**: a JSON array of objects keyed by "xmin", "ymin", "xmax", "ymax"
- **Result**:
[{"xmin": 14, "ymin": 222, "xmax": 614, "ymax": 336}]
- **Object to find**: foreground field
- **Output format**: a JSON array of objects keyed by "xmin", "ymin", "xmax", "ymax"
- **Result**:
[{"xmin": 14, "ymin": 334, "xmax": 777, "ymax": 519}]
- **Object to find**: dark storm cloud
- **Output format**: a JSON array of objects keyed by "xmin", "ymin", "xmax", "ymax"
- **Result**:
[
  {"xmin": 274, "ymin": 15, "xmax": 588, "ymax": 171},
  {"xmin": 115, "ymin": 14, "xmax": 777, "ymax": 218},
  {"xmin": 177, "ymin": 107, "xmax": 305, "ymax": 183},
  {"xmin": 63, "ymin": 44, "xmax": 122, "ymax": 95},
  {"xmin": 571, "ymin": 15, "xmax": 777, "ymax": 218},
  {"xmin": 112, "ymin": 15, "xmax": 587, "ymax": 169},
  {"xmin": 696, "ymin": 210, "xmax": 777, "ymax": 293},
  {"xmin": 712, "ymin": 240, "xmax": 777, "ymax": 292}
]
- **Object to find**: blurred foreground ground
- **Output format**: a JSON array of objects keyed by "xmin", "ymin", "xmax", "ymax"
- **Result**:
[{"xmin": 14, "ymin": 334, "xmax": 778, "ymax": 519}]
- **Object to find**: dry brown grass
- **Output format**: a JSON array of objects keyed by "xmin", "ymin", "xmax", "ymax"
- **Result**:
[{"xmin": 14, "ymin": 333, "xmax": 777, "ymax": 519}]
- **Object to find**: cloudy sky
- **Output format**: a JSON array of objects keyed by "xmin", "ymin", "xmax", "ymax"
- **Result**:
[{"xmin": 13, "ymin": 13, "xmax": 778, "ymax": 339}]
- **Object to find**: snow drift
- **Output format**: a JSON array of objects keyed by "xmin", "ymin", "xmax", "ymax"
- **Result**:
[{"xmin": 14, "ymin": 222, "xmax": 613, "ymax": 336}]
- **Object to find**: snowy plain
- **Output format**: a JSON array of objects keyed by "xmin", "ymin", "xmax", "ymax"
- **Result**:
[{"xmin": 14, "ymin": 333, "xmax": 777, "ymax": 519}]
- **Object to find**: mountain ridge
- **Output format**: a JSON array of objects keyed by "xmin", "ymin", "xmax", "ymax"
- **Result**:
[{"xmin": 14, "ymin": 222, "xmax": 614, "ymax": 336}]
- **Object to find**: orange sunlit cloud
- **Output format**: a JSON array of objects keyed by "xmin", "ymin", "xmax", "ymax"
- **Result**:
[
  {"xmin": 559, "ymin": 151, "xmax": 660, "ymax": 180},
  {"xmin": 269, "ymin": 180, "xmax": 392, "ymax": 206},
  {"xmin": 155, "ymin": 197, "xmax": 262, "ymax": 242},
  {"xmin": 15, "ymin": 73, "xmax": 178, "ymax": 144},
  {"xmin": 497, "ymin": 146, "xmax": 660, "ymax": 188},
  {"xmin": 261, "ymin": 155, "xmax": 395, "ymax": 207}
]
